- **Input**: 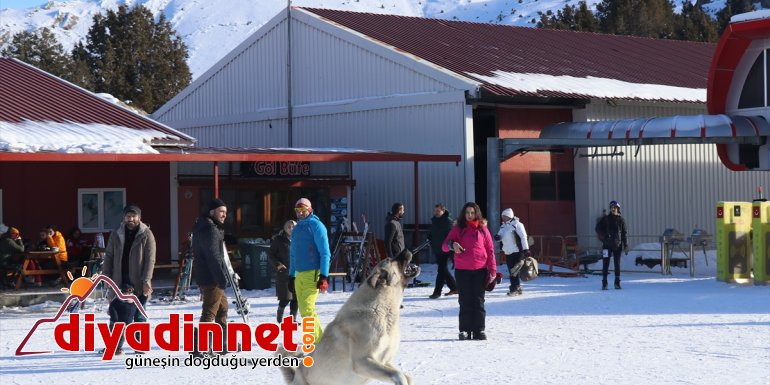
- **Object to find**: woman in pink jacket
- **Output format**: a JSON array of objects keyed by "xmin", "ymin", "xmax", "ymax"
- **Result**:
[{"xmin": 442, "ymin": 202, "xmax": 497, "ymax": 341}]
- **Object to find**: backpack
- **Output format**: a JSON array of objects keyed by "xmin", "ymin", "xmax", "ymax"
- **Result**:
[{"xmin": 519, "ymin": 256, "xmax": 539, "ymax": 282}]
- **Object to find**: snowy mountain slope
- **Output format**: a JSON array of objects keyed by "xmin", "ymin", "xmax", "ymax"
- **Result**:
[{"xmin": 0, "ymin": 0, "xmax": 735, "ymax": 79}]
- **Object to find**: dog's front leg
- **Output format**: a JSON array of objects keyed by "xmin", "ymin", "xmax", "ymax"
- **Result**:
[{"xmin": 352, "ymin": 357, "xmax": 411, "ymax": 385}]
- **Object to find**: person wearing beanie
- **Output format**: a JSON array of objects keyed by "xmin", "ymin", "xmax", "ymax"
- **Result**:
[
  {"xmin": 495, "ymin": 208, "xmax": 530, "ymax": 296},
  {"xmin": 289, "ymin": 197, "xmax": 330, "ymax": 343},
  {"xmin": 442, "ymin": 202, "xmax": 496, "ymax": 341},
  {"xmin": 103, "ymin": 204, "xmax": 156, "ymax": 325},
  {"xmin": 192, "ymin": 198, "xmax": 230, "ymax": 356},
  {"xmin": 0, "ymin": 226, "xmax": 25, "ymax": 275},
  {"xmin": 595, "ymin": 200, "xmax": 628, "ymax": 290}
]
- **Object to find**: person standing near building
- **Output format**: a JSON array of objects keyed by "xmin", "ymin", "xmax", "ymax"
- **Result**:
[
  {"xmin": 103, "ymin": 204, "xmax": 156, "ymax": 321},
  {"xmin": 0, "ymin": 227, "xmax": 24, "ymax": 277},
  {"xmin": 428, "ymin": 203, "xmax": 457, "ymax": 299},
  {"xmin": 384, "ymin": 202, "xmax": 405, "ymax": 260},
  {"xmin": 595, "ymin": 200, "xmax": 628, "ymax": 290},
  {"xmin": 192, "ymin": 198, "xmax": 229, "ymax": 356},
  {"xmin": 289, "ymin": 198, "xmax": 330, "ymax": 342},
  {"xmin": 269, "ymin": 219, "xmax": 298, "ymax": 323},
  {"xmin": 442, "ymin": 202, "xmax": 497, "ymax": 341},
  {"xmin": 496, "ymin": 208, "xmax": 530, "ymax": 296}
]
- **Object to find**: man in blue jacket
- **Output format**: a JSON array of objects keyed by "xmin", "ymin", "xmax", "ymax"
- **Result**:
[{"xmin": 289, "ymin": 198, "xmax": 330, "ymax": 342}]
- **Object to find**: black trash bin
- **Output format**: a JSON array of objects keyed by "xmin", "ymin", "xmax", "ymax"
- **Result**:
[{"xmin": 237, "ymin": 238, "xmax": 271, "ymax": 290}]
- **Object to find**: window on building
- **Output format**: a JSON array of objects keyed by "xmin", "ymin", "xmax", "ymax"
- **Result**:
[
  {"xmin": 530, "ymin": 172, "xmax": 575, "ymax": 201},
  {"xmin": 78, "ymin": 188, "xmax": 126, "ymax": 233},
  {"xmin": 738, "ymin": 49, "xmax": 767, "ymax": 109}
]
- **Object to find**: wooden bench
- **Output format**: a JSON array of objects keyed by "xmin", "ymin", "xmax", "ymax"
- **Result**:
[{"xmin": 328, "ymin": 272, "xmax": 349, "ymax": 292}]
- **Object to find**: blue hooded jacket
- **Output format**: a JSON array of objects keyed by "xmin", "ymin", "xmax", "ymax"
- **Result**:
[{"xmin": 289, "ymin": 213, "xmax": 330, "ymax": 277}]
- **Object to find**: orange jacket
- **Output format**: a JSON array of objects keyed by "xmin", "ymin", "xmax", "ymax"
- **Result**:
[{"xmin": 47, "ymin": 231, "xmax": 68, "ymax": 262}]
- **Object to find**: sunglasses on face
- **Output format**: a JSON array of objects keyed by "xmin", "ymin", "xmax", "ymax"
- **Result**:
[{"xmin": 294, "ymin": 207, "xmax": 310, "ymax": 214}]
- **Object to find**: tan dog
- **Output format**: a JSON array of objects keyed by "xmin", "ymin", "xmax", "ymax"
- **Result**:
[{"xmin": 280, "ymin": 251, "xmax": 419, "ymax": 385}]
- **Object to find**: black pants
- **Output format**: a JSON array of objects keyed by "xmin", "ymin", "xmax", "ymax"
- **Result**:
[
  {"xmin": 432, "ymin": 251, "xmax": 457, "ymax": 295},
  {"xmin": 278, "ymin": 299, "xmax": 298, "ymax": 320},
  {"xmin": 602, "ymin": 248, "xmax": 622, "ymax": 283},
  {"xmin": 505, "ymin": 252, "xmax": 524, "ymax": 291},
  {"xmin": 455, "ymin": 268, "xmax": 487, "ymax": 334}
]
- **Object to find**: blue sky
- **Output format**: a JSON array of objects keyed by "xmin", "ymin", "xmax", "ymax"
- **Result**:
[{"xmin": 0, "ymin": 0, "xmax": 46, "ymax": 9}]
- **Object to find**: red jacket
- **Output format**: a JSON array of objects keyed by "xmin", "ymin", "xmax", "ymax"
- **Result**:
[{"xmin": 442, "ymin": 222, "xmax": 496, "ymax": 274}]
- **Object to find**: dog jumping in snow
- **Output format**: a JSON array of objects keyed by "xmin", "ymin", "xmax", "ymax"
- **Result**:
[{"xmin": 280, "ymin": 250, "xmax": 419, "ymax": 385}]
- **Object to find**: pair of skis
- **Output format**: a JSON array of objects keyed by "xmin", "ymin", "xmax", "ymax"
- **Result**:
[{"xmin": 219, "ymin": 241, "xmax": 249, "ymax": 323}]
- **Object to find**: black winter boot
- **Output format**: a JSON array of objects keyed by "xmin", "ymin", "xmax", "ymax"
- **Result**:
[
  {"xmin": 277, "ymin": 307, "xmax": 285, "ymax": 323},
  {"xmin": 602, "ymin": 279, "xmax": 608, "ymax": 290},
  {"xmin": 614, "ymin": 279, "xmax": 621, "ymax": 290}
]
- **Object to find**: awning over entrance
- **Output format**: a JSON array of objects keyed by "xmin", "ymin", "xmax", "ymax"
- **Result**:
[
  {"xmin": 541, "ymin": 114, "xmax": 769, "ymax": 142},
  {"xmin": 493, "ymin": 114, "xmax": 770, "ymax": 161}
]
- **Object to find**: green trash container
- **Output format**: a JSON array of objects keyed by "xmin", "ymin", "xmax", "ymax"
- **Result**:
[{"xmin": 237, "ymin": 238, "xmax": 272, "ymax": 290}]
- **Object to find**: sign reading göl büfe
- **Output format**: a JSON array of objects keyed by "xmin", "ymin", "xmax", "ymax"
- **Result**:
[{"xmin": 241, "ymin": 161, "xmax": 311, "ymax": 177}]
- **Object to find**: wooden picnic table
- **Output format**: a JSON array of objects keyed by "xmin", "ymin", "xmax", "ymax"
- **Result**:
[{"xmin": 15, "ymin": 250, "xmax": 68, "ymax": 289}]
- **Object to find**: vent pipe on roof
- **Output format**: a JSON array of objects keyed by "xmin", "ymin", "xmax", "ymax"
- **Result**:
[{"xmin": 287, "ymin": 1, "xmax": 294, "ymax": 147}]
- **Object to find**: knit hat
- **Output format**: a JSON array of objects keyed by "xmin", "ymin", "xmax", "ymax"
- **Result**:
[
  {"xmin": 123, "ymin": 204, "xmax": 141, "ymax": 216},
  {"xmin": 501, "ymin": 208, "xmax": 514, "ymax": 219},
  {"xmin": 295, "ymin": 198, "xmax": 312, "ymax": 208},
  {"xmin": 209, "ymin": 198, "xmax": 227, "ymax": 211}
]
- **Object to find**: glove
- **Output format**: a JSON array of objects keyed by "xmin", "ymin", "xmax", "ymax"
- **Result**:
[
  {"xmin": 485, "ymin": 272, "xmax": 502, "ymax": 292},
  {"xmin": 275, "ymin": 263, "xmax": 287, "ymax": 273},
  {"xmin": 523, "ymin": 249, "xmax": 531, "ymax": 258},
  {"xmin": 494, "ymin": 234, "xmax": 501, "ymax": 241},
  {"xmin": 317, "ymin": 275, "xmax": 328, "ymax": 293},
  {"xmin": 288, "ymin": 277, "xmax": 295, "ymax": 294},
  {"xmin": 624, "ymin": 246, "xmax": 629, "ymax": 256}
]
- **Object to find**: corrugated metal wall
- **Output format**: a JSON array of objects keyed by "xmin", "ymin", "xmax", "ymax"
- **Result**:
[{"xmin": 575, "ymin": 100, "xmax": 768, "ymax": 248}]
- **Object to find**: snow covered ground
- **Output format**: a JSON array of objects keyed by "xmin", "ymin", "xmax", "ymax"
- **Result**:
[{"xmin": 1, "ymin": 250, "xmax": 769, "ymax": 385}]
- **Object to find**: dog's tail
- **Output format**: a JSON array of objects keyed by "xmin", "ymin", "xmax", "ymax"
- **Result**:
[{"xmin": 277, "ymin": 347, "xmax": 304, "ymax": 384}]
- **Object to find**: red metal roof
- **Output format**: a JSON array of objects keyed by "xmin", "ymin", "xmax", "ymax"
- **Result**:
[
  {"xmin": 0, "ymin": 58, "xmax": 194, "ymax": 144},
  {"xmin": 0, "ymin": 146, "xmax": 461, "ymax": 163},
  {"xmin": 302, "ymin": 8, "xmax": 715, "ymax": 100}
]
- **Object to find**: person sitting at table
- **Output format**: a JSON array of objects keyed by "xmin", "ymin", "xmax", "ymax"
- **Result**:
[
  {"xmin": 0, "ymin": 227, "xmax": 25, "ymax": 287},
  {"xmin": 66, "ymin": 227, "xmax": 91, "ymax": 265},
  {"xmin": 44, "ymin": 225, "xmax": 68, "ymax": 264}
]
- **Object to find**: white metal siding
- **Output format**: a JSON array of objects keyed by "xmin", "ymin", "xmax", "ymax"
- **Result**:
[
  {"xmin": 292, "ymin": 101, "xmax": 468, "ymax": 227},
  {"xmin": 575, "ymin": 100, "xmax": 769, "ymax": 248},
  {"xmin": 155, "ymin": 19, "xmax": 289, "ymax": 123},
  {"xmin": 291, "ymin": 18, "xmax": 458, "ymax": 105}
]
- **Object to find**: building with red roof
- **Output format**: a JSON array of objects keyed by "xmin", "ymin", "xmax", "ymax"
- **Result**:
[{"xmin": 154, "ymin": 7, "xmax": 767, "ymax": 251}]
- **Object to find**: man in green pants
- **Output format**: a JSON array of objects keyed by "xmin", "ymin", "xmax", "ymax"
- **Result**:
[{"xmin": 289, "ymin": 198, "xmax": 330, "ymax": 342}]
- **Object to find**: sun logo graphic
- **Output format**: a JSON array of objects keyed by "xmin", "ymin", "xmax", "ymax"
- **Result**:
[{"xmin": 15, "ymin": 267, "xmax": 146, "ymax": 356}]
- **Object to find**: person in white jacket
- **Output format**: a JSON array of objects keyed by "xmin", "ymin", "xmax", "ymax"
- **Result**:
[{"xmin": 496, "ymin": 208, "xmax": 530, "ymax": 296}]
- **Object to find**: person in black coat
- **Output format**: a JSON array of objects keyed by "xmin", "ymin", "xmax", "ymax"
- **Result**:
[
  {"xmin": 384, "ymin": 202, "xmax": 405, "ymax": 260},
  {"xmin": 192, "ymin": 199, "xmax": 229, "ymax": 356},
  {"xmin": 595, "ymin": 200, "xmax": 628, "ymax": 290},
  {"xmin": 428, "ymin": 203, "xmax": 457, "ymax": 298},
  {"xmin": 268, "ymin": 220, "xmax": 298, "ymax": 323}
]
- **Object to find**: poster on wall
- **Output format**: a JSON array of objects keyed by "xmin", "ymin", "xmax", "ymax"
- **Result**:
[{"xmin": 330, "ymin": 197, "xmax": 348, "ymax": 233}]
